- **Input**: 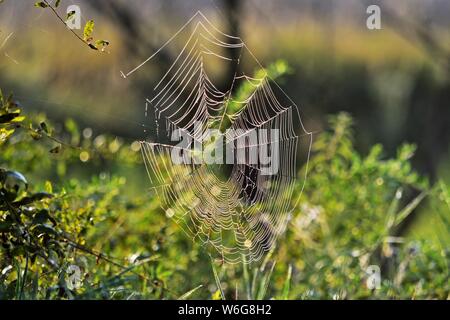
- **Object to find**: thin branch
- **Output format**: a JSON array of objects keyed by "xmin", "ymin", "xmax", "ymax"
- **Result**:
[{"xmin": 42, "ymin": 0, "xmax": 88, "ymax": 48}]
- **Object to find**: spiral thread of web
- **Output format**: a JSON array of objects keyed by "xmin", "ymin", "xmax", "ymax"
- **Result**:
[{"xmin": 126, "ymin": 12, "xmax": 311, "ymax": 264}]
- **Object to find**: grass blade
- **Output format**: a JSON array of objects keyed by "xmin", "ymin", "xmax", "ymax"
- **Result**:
[
  {"xmin": 210, "ymin": 257, "xmax": 225, "ymax": 300},
  {"xmin": 178, "ymin": 284, "xmax": 203, "ymax": 300},
  {"xmin": 251, "ymin": 266, "xmax": 259, "ymax": 300},
  {"xmin": 394, "ymin": 191, "xmax": 428, "ymax": 227},
  {"xmin": 281, "ymin": 264, "xmax": 292, "ymax": 300},
  {"xmin": 242, "ymin": 254, "xmax": 252, "ymax": 299},
  {"xmin": 386, "ymin": 188, "xmax": 402, "ymax": 229},
  {"xmin": 256, "ymin": 261, "xmax": 276, "ymax": 300},
  {"xmin": 14, "ymin": 259, "xmax": 21, "ymax": 300}
]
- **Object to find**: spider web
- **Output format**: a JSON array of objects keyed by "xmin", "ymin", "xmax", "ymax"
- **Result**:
[{"xmin": 122, "ymin": 11, "xmax": 312, "ymax": 264}]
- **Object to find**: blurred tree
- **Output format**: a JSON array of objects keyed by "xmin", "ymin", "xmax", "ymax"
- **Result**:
[
  {"xmin": 359, "ymin": 0, "xmax": 450, "ymax": 182},
  {"xmin": 222, "ymin": 0, "xmax": 242, "ymax": 91},
  {"xmin": 362, "ymin": 0, "xmax": 450, "ymax": 234}
]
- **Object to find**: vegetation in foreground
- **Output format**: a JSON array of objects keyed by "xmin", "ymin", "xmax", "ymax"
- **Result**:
[{"xmin": 0, "ymin": 84, "xmax": 448, "ymax": 299}]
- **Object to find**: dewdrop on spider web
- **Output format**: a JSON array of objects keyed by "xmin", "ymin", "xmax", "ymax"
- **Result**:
[{"xmin": 122, "ymin": 11, "xmax": 312, "ymax": 264}]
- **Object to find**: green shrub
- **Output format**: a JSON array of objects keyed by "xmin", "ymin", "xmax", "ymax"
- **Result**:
[{"xmin": 1, "ymin": 84, "xmax": 448, "ymax": 300}]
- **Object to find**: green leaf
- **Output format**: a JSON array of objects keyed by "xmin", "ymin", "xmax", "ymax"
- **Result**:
[
  {"xmin": 95, "ymin": 40, "xmax": 109, "ymax": 47},
  {"xmin": 31, "ymin": 224, "xmax": 58, "ymax": 237},
  {"xmin": 49, "ymin": 145, "xmax": 61, "ymax": 154},
  {"xmin": 13, "ymin": 192, "xmax": 53, "ymax": 206},
  {"xmin": 0, "ymin": 112, "xmax": 20, "ymax": 124},
  {"xmin": 211, "ymin": 290, "xmax": 222, "ymax": 300},
  {"xmin": 40, "ymin": 121, "xmax": 48, "ymax": 134},
  {"xmin": 34, "ymin": 1, "xmax": 48, "ymax": 8},
  {"xmin": 0, "ymin": 127, "xmax": 15, "ymax": 142},
  {"xmin": 29, "ymin": 130, "xmax": 42, "ymax": 140},
  {"xmin": 31, "ymin": 210, "xmax": 52, "ymax": 225},
  {"xmin": 11, "ymin": 116, "xmax": 25, "ymax": 123},
  {"xmin": 83, "ymin": 20, "xmax": 95, "ymax": 41},
  {"xmin": 55, "ymin": 0, "xmax": 61, "ymax": 8},
  {"xmin": 95, "ymin": 40, "xmax": 110, "ymax": 52},
  {"xmin": 64, "ymin": 118, "xmax": 78, "ymax": 135}
]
